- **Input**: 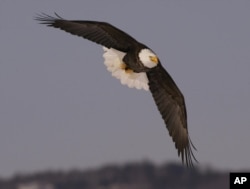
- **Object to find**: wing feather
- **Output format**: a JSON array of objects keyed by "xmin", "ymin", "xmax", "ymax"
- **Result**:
[
  {"xmin": 35, "ymin": 13, "xmax": 138, "ymax": 52},
  {"xmin": 146, "ymin": 64, "xmax": 197, "ymax": 167}
]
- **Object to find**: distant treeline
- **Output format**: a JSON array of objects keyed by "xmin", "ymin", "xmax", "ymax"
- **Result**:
[{"xmin": 0, "ymin": 161, "xmax": 231, "ymax": 189}]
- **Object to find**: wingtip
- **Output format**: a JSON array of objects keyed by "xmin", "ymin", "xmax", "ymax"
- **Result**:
[
  {"xmin": 178, "ymin": 136, "xmax": 198, "ymax": 168},
  {"xmin": 34, "ymin": 12, "xmax": 63, "ymax": 24}
]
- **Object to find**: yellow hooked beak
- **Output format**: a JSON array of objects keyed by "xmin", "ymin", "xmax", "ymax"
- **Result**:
[{"xmin": 150, "ymin": 56, "xmax": 159, "ymax": 64}]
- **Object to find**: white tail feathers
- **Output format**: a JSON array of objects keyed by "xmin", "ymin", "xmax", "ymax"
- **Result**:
[{"xmin": 103, "ymin": 47, "xmax": 149, "ymax": 91}]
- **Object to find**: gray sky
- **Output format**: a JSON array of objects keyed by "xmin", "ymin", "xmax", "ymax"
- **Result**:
[{"xmin": 1, "ymin": 0, "xmax": 250, "ymax": 177}]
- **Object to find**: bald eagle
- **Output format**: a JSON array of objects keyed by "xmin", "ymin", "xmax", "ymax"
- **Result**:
[{"xmin": 35, "ymin": 13, "xmax": 197, "ymax": 167}]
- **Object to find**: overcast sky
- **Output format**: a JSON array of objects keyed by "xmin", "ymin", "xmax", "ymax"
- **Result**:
[{"xmin": 1, "ymin": 0, "xmax": 250, "ymax": 178}]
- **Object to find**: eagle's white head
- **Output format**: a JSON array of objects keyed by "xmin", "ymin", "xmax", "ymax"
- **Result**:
[{"xmin": 138, "ymin": 49, "xmax": 159, "ymax": 68}]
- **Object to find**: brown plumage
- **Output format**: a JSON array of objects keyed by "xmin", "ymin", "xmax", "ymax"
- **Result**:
[
  {"xmin": 146, "ymin": 64, "xmax": 197, "ymax": 166},
  {"xmin": 35, "ymin": 13, "xmax": 197, "ymax": 167}
]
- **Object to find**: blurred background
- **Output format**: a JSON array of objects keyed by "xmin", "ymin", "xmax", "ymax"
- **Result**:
[{"xmin": 0, "ymin": 0, "xmax": 250, "ymax": 188}]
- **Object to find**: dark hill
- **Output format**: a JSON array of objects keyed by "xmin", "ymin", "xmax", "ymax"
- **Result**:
[{"xmin": 0, "ymin": 161, "xmax": 231, "ymax": 189}]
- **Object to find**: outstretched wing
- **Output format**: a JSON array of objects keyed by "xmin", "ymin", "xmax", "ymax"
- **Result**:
[
  {"xmin": 35, "ymin": 13, "xmax": 138, "ymax": 52},
  {"xmin": 146, "ymin": 64, "xmax": 197, "ymax": 167}
]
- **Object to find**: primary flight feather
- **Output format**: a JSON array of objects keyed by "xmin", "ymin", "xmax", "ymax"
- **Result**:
[{"xmin": 35, "ymin": 13, "xmax": 197, "ymax": 167}]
